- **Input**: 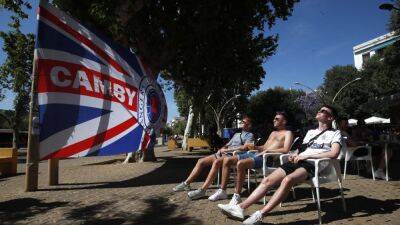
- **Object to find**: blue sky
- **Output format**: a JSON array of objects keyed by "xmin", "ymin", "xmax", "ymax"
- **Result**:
[{"xmin": 0, "ymin": 0, "xmax": 393, "ymax": 121}]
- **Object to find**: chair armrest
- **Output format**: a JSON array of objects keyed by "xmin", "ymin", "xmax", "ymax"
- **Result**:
[
  {"xmin": 306, "ymin": 158, "xmax": 332, "ymax": 167},
  {"xmin": 306, "ymin": 158, "xmax": 338, "ymax": 177},
  {"xmin": 262, "ymin": 152, "xmax": 282, "ymax": 160},
  {"xmin": 280, "ymin": 154, "xmax": 291, "ymax": 165}
]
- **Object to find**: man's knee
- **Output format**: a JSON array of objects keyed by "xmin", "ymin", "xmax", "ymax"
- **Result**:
[
  {"xmin": 281, "ymin": 176, "xmax": 294, "ymax": 187},
  {"xmin": 197, "ymin": 158, "xmax": 208, "ymax": 167},
  {"xmin": 223, "ymin": 157, "xmax": 234, "ymax": 167},
  {"xmin": 236, "ymin": 160, "xmax": 247, "ymax": 171},
  {"xmin": 261, "ymin": 176, "xmax": 273, "ymax": 186},
  {"xmin": 213, "ymin": 158, "xmax": 223, "ymax": 166}
]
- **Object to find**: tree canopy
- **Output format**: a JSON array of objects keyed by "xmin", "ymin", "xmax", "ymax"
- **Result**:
[
  {"xmin": 53, "ymin": 0, "xmax": 299, "ymax": 99},
  {"xmin": 0, "ymin": 0, "xmax": 34, "ymax": 148},
  {"xmin": 246, "ymin": 87, "xmax": 304, "ymax": 137}
]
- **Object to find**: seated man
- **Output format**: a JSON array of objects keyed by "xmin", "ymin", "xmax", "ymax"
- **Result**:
[
  {"xmin": 208, "ymin": 111, "xmax": 293, "ymax": 203},
  {"xmin": 173, "ymin": 116, "xmax": 254, "ymax": 200},
  {"xmin": 218, "ymin": 105, "xmax": 342, "ymax": 225}
]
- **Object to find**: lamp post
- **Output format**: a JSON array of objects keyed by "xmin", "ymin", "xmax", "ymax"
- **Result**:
[
  {"xmin": 294, "ymin": 82, "xmax": 326, "ymax": 104},
  {"xmin": 379, "ymin": 3, "xmax": 400, "ymax": 11},
  {"xmin": 207, "ymin": 94, "xmax": 240, "ymax": 137},
  {"xmin": 332, "ymin": 77, "xmax": 362, "ymax": 103}
]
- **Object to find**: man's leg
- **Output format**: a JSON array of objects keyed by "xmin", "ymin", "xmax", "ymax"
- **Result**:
[
  {"xmin": 218, "ymin": 168, "xmax": 286, "ymax": 220},
  {"xmin": 207, "ymin": 155, "xmax": 240, "ymax": 201},
  {"xmin": 239, "ymin": 168, "xmax": 286, "ymax": 209},
  {"xmin": 201, "ymin": 157, "xmax": 225, "ymax": 190},
  {"xmin": 235, "ymin": 158, "xmax": 255, "ymax": 194},
  {"xmin": 259, "ymin": 167, "xmax": 308, "ymax": 215},
  {"xmin": 220, "ymin": 155, "xmax": 239, "ymax": 190},
  {"xmin": 185, "ymin": 154, "xmax": 217, "ymax": 184}
]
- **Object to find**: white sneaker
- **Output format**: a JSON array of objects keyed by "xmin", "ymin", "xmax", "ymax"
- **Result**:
[
  {"xmin": 374, "ymin": 169, "xmax": 387, "ymax": 180},
  {"xmin": 188, "ymin": 189, "xmax": 206, "ymax": 200},
  {"xmin": 173, "ymin": 182, "xmax": 190, "ymax": 192},
  {"xmin": 243, "ymin": 211, "xmax": 263, "ymax": 225},
  {"xmin": 208, "ymin": 188, "xmax": 228, "ymax": 201},
  {"xmin": 218, "ymin": 203, "xmax": 244, "ymax": 220},
  {"xmin": 229, "ymin": 193, "xmax": 242, "ymax": 205}
]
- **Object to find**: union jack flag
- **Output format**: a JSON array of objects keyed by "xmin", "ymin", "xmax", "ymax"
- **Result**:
[{"xmin": 35, "ymin": 2, "xmax": 167, "ymax": 160}]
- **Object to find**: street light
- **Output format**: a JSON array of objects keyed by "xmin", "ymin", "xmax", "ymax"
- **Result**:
[
  {"xmin": 379, "ymin": 3, "xmax": 400, "ymax": 11},
  {"xmin": 207, "ymin": 94, "xmax": 240, "ymax": 136},
  {"xmin": 294, "ymin": 82, "xmax": 326, "ymax": 104},
  {"xmin": 332, "ymin": 77, "xmax": 362, "ymax": 103}
]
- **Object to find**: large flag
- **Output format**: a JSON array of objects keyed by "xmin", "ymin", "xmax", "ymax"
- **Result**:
[{"xmin": 35, "ymin": 2, "xmax": 167, "ymax": 160}]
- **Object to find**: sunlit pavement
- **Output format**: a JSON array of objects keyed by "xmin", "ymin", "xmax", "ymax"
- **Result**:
[{"xmin": 1, "ymin": 146, "xmax": 399, "ymax": 225}]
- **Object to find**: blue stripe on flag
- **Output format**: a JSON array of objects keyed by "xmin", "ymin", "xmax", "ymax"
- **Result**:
[
  {"xmin": 39, "ymin": 104, "xmax": 111, "ymax": 141},
  {"xmin": 71, "ymin": 20, "xmax": 145, "ymax": 77},
  {"xmin": 36, "ymin": 21, "xmax": 105, "ymax": 65},
  {"xmin": 88, "ymin": 125, "xmax": 144, "ymax": 156}
]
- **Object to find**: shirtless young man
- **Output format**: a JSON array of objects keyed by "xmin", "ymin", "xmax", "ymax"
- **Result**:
[
  {"xmin": 208, "ymin": 111, "xmax": 294, "ymax": 203},
  {"xmin": 219, "ymin": 105, "xmax": 342, "ymax": 225},
  {"xmin": 172, "ymin": 116, "xmax": 254, "ymax": 199}
]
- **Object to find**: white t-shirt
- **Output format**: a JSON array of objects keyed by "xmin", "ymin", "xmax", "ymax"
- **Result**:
[{"xmin": 300, "ymin": 129, "xmax": 342, "ymax": 157}]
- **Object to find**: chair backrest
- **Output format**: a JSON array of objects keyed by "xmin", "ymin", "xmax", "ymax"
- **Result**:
[
  {"xmin": 288, "ymin": 137, "xmax": 300, "ymax": 154},
  {"xmin": 337, "ymin": 141, "xmax": 347, "ymax": 160}
]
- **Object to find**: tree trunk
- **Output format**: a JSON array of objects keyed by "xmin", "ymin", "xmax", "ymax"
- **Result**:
[
  {"xmin": 182, "ymin": 105, "xmax": 194, "ymax": 151},
  {"xmin": 12, "ymin": 107, "xmax": 21, "ymax": 149}
]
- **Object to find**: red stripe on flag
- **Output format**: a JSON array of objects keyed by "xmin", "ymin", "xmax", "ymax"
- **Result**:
[
  {"xmin": 39, "ymin": 7, "xmax": 129, "ymax": 77},
  {"xmin": 140, "ymin": 132, "xmax": 151, "ymax": 151},
  {"xmin": 42, "ymin": 117, "xmax": 137, "ymax": 159}
]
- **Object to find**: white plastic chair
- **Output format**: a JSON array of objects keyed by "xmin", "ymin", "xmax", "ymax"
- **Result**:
[
  {"xmin": 280, "ymin": 154, "xmax": 347, "ymax": 225},
  {"xmin": 247, "ymin": 137, "xmax": 300, "ymax": 203},
  {"xmin": 343, "ymin": 144, "xmax": 375, "ymax": 180}
]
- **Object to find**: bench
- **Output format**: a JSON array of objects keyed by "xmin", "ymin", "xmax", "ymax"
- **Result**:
[
  {"xmin": 0, "ymin": 148, "xmax": 17, "ymax": 176},
  {"xmin": 187, "ymin": 138, "xmax": 210, "ymax": 151},
  {"xmin": 167, "ymin": 139, "xmax": 179, "ymax": 150}
]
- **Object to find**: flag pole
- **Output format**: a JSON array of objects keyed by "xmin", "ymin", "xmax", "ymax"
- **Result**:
[
  {"xmin": 25, "ymin": 0, "xmax": 48, "ymax": 192},
  {"xmin": 25, "ymin": 51, "xmax": 40, "ymax": 192}
]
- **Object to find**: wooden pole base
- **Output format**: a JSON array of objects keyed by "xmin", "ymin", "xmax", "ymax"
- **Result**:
[{"xmin": 48, "ymin": 158, "xmax": 59, "ymax": 186}]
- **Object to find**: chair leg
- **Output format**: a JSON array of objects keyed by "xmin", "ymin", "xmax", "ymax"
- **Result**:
[
  {"xmin": 315, "ymin": 187, "xmax": 322, "ymax": 225},
  {"xmin": 385, "ymin": 148, "xmax": 389, "ymax": 181},
  {"xmin": 291, "ymin": 187, "xmax": 296, "ymax": 200},
  {"xmin": 356, "ymin": 161, "xmax": 360, "ymax": 176},
  {"xmin": 338, "ymin": 179, "xmax": 347, "ymax": 212},
  {"xmin": 217, "ymin": 169, "xmax": 220, "ymax": 187},
  {"xmin": 370, "ymin": 159, "xmax": 375, "ymax": 180},
  {"xmin": 311, "ymin": 188, "xmax": 316, "ymax": 203},
  {"xmin": 343, "ymin": 160, "xmax": 348, "ymax": 180},
  {"xmin": 247, "ymin": 169, "xmax": 251, "ymax": 193},
  {"xmin": 264, "ymin": 192, "xmax": 267, "ymax": 205}
]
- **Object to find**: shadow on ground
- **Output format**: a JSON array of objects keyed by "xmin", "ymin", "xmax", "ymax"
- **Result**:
[
  {"xmin": 63, "ymin": 196, "xmax": 202, "ymax": 225},
  {"xmin": 256, "ymin": 195, "xmax": 400, "ymax": 225},
  {"xmin": 0, "ymin": 198, "xmax": 68, "ymax": 224},
  {"xmin": 39, "ymin": 152, "xmax": 211, "ymax": 191}
]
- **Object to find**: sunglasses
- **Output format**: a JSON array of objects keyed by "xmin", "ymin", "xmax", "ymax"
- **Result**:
[
  {"xmin": 318, "ymin": 109, "xmax": 331, "ymax": 115},
  {"xmin": 273, "ymin": 117, "xmax": 281, "ymax": 121}
]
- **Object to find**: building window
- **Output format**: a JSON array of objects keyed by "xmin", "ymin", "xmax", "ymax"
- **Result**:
[{"xmin": 362, "ymin": 53, "xmax": 370, "ymax": 63}]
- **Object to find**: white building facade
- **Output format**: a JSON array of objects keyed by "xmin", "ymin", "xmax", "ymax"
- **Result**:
[{"xmin": 353, "ymin": 31, "xmax": 399, "ymax": 70}]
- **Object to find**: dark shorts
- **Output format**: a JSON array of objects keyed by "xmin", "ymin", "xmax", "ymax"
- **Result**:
[{"xmin": 280, "ymin": 161, "xmax": 315, "ymax": 178}]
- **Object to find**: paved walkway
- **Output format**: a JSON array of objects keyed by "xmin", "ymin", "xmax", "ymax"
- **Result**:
[{"xmin": 1, "ymin": 147, "xmax": 399, "ymax": 224}]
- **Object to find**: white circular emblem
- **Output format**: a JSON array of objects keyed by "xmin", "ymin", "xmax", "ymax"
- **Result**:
[{"xmin": 138, "ymin": 77, "xmax": 167, "ymax": 133}]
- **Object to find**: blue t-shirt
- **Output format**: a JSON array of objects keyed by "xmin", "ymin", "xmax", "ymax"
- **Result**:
[{"xmin": 226, "ymin": 131, "xmax": 254, "ymax": 147}]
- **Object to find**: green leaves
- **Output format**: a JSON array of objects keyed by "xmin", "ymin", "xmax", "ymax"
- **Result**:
[
  {"xmin": 54, "ymin": 0, "xmax": 298, "ymax": 105},
  {"xmin": 320, "ymin": 39, "xmax": 400, "ymax": 119}
]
